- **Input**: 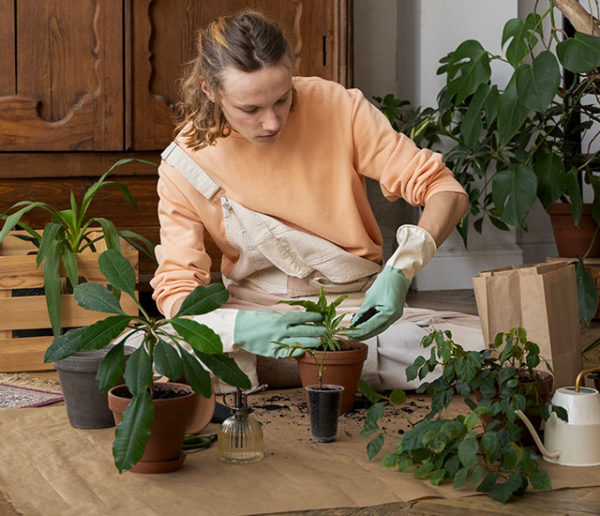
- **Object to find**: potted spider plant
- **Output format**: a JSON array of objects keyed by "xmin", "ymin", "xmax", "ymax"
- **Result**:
[{"xmin": 45, "ymin": 249, "xmax": 251, "ymax": 473}]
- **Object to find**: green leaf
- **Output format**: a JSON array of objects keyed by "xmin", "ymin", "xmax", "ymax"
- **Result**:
[
  {"xmin": 477, "ymin": 472, "xmax": 499, "ymax": 493},
  {"xmin": 361, "ymin": 402, "xmax": 385, "ymax": 438},
  {"xmin": 61, "ymin": 249, "xmax": 79, "ymax": 291},
  {"xmin": 557, "ymin": 32, "xmax": 600, "ymax": 73},
  {"xmin": 112, "ymin": 390, "xmax": 154, "ymax": 473},
  {"xmin": 195, "ymin": 351, "xmax": 251, "ymax": 390},
  {"xmin": 460, "ymin": 83, "xmax": 489, "ymax": 146},
  {"xmin": 471, "ymin": 465, "xmax": 483, "ymax": 485},
  {"xmin": 36, "ymin": 222, "xmax": 63, "ymax": 268},
  {"xmin": 169, "ymin": 319, "xmax": 223, "ymax": 354},
  {"xmin": 458, "ymin": 437, "xmax": 478, "ymax": 468},
  {"xmin": 98, "ymin": 249, "xmax": 137, "ymax": 298},
  {"xmin": 74, "ymin": 282, "xmax": 125, "ymax": 314},
  {"xmin": 502, "ymin": 442, "xmax": 524, "ymax": 470},
  {"xmin": 446, "ymin": 40, "xmax": 491, "ymax": 104},
  {"xmin": 123, "ymin": 345, "xmax": 153, "ymax": 395},
  {"xmin": 389, "ymin": 389, "xmax": 407, "ymax": 406},
  {"xmin": 576, "ymin": 258, "xmax": 599, "ymax": 324},
  {"xmin": 530, "ymin": 469, "xmax": 552, "ymax": 490},
  {"xmin": 480, "ymin": 431, "xmax": 498, "ymax": 460},
  {"xmin": 367, "ymin": 434, "xmax": 384, "ymax": 461},
  {"xmin": 491, "ymin": 164, "xmax": 537, "ymax": 227},
  {"xmin": 93, "ymin": 218, "xmax": 121, "ymax": 252},
  {"xmin": 153, "ymin": 339, "xmax": 184, "ymax": 381},
  {"xmin": 176, "ymin": 283, "xmax": 230, "ymax": 316},
  {"xmin": 96, "ymin": 343, "xmax": 126, "ymax": 392},
  {"xmin": 497, "ymin": 74, "xmax": 530, "ymax": 146},
  {"xmin": 488, "ymin": 471, "xmax": 526, "ymax": 503},
  {"xmin": 80, "ymin": 315, "xmax": 133, "ymax": 351},
  {"xmin": 564, "ymin": 172, "xmax": 583, "ymax": 226},
  {"xmin": 358, "ymin": 379, "xmax": 383, "ymax": 403},
  {"xmin": 381, "ymin": 453, "xmax": 401, "ymax": 468},
  {"xmin": 44, "ymin": 327, "xmax": 86, "ymax": 362},
  {"xmin": 178, "ymin": 346, "xmax": 212, "ymax": 398},
  {"xmin": 535, "ymin": 153, "xmax": 567, "ymax": 208},
  {"xmin": 414, "ymin": 462, "xmax": 435, "ymax": 478},
  {"xmin": 430, "ymin": 469, "xmax": 446, "ymax": 486},
  {"xmin": 43, "ymin": 239, "xmax": 63, "ymax": 337},
  {"xmin": 515, "ymin": 51, "xmax": 560, "ymax": 113},
  {"xmin": 0, "ymin": 202, "xmax": 48, "ymax": 244},
  {"xmin": 453, "ymin": 467, "xmax": 468, "ymax": 488}
]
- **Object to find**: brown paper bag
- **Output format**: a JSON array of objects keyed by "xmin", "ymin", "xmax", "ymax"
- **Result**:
[{"xmin": 472, "ymin": 262, "xmax": 581, "ymax": 388}]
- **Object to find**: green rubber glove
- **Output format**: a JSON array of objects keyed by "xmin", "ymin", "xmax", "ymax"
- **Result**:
[
  {"xmin": 234, "ymin": 310, "xmax": 325, "ymax": 358},
  {"xmin": 348, "ymin": 225, "xmax": 437, "ymax": 341}
]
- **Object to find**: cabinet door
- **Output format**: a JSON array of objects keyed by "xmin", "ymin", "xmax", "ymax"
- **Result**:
[
  {"xmin": 0, "ymin": 0, "xmax": 123, "ymax": 151},
  {"xmin": 131, "ymin": 0, "xmax": 351, "ymax": 150}
]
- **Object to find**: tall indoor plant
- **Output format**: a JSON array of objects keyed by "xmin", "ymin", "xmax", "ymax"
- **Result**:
[
  {"xmin": 0, "ymin": 158, "xmax": 156, "ymax": 336},
  {"xmin": 44, "ymin": 249, "xmax": 251, "ymax": 473}
]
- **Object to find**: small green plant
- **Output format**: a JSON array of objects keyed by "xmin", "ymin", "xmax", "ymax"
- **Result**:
[
  {"xmin": 44, "ymin": 249, "xmax": 250, "ymax": 473},
  {"xmin": 0, "ymin": 159, "xmax": 157, "ymax": 337},
  {"xmin": 360, "ymin": 327, "xmax": 565, "ymax": 503},
  {"xmin": 274, "ymin": 287, "xmax": 352, "ymax": 388}
]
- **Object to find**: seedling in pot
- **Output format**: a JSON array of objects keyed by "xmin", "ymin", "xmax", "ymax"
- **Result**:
[{"xmin": 44, "ymin": 248, "xmax": 251, "ymax": 473}]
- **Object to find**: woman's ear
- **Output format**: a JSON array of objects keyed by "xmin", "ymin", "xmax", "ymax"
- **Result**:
[{"xmin": 200, "ymin": 78, "xmax": 216, "ymax": 103}]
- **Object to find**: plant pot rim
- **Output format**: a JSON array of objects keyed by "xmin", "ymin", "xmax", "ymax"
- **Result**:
[
  {"xmin": 108, "ymin": 382, "xmax": 194, "ymax": 402},
  {"xmin": 305, "ymin": 384, "xmax": 344, "ymax": 392},
  {"xmin": 296, "ymin": 341, "xmax": 368, "ymax": 365}
]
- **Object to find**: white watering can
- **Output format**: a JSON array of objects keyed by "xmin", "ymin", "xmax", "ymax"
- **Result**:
[{"xmin": 516, "ymin": 367, "xmax": 600, "ymax": 467}]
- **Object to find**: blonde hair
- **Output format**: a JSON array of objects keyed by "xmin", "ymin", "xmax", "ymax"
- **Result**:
[{"xmin": 176, "ymin": 11, "xmax": 292, "ymax": 150}]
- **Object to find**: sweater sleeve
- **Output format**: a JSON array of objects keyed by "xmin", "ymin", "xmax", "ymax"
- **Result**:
[
  {"xmin": 349, "ymin": 89, "xmax": 466, "ymax": 206},
  {"xmin": 150, "ymin": 161, "xmax": 213, "ymax": 318}
]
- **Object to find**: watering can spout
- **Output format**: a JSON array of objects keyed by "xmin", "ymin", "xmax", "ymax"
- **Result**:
[{"xmin": 515, "ymin": 410, "xmax": 560, "ymax": 460}]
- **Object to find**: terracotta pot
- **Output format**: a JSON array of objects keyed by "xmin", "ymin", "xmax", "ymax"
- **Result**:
[
  {"xmin": 548, "ymin": 203, "xmax": 600, "ymax": 258},
  {"xmin": 296, "ymin": 342, "xmax": 368, "ymax": 412},
  {"xmin": 108, "ymin": 382, "xmax": 195, "ymax": 474}
]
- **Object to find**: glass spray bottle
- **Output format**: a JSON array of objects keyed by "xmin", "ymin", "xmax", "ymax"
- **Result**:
[{"xmin": 217, "ymin": 385, "xmax": 266, "ymax": 464}]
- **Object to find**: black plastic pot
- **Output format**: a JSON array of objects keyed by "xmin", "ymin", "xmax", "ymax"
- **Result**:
[
  {"xmin": 54, "ymin": 345, "xmax": 133, "ymax": 429},
  {"xmin": 306, "ymin": 384, "xmax": 344, "ymax": 443}
]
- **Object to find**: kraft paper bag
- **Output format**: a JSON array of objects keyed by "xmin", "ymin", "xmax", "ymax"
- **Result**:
[{"xmin": 472, "ymin": 262, "xmax": 581, "ymax": 388}]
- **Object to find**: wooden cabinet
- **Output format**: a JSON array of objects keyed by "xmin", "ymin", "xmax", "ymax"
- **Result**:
[{"xmin": 0, "ymin": 0, "xmax": 352, "ymax": 286}]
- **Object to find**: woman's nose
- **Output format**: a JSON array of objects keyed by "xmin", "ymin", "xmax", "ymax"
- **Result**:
[{"xmin": 261, "ymin": 109, "xmax": 280, "ymax": 132}]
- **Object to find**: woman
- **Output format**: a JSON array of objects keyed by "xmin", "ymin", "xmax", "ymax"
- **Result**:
[{"xmin": 151, "ymin": 11, "xmax": 469, "ymax": 390}]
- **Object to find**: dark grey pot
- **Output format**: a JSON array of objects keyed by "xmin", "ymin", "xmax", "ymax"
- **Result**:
[
  {"xmin": 54, "ymin": 345, "xmax": 133, "ymax": 429},
  {"xmin": 306, "ymin": 384, "xmax": 344, "ymax": 443}
]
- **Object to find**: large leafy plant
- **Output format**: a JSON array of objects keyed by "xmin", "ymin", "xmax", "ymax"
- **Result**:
[
  {"xmin": 378, "ymin": 3, "xmax": 600, "ymax": 244},
  {"xmin": 360, "ymin": 327, "xmax": 564, "ymax": 503},
  {"xmin": 44, "ymin": 249, "xmax": 251, "ymax": 473},
  {"xmin": 0, "ymin": 159, "xmax": 156, "ymax": 336}
]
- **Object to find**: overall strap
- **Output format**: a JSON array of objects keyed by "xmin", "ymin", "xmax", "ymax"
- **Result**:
[{"xmin": 161, "ymin": 141, "xmax": 221, "ymax": 200}]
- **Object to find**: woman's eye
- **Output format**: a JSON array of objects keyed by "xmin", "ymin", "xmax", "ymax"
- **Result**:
[
  {"xmin": 242, "ymin": 107, "xmax": 258, "ymax": 114},
  {"xmin": 276, "ymin": 96, "xmax": 289, "ymax": 104}
]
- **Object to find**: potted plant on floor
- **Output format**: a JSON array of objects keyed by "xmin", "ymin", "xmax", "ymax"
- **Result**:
[
  {"xmin": 275, "ymin": 288, "xmax": 368, "ymax": 442},
  {"xmin": 44, "ymin": 248, "xmax": 251, "ymax": 473},
  {"xmin": 360, "ymin": 327, "xmax": 565, "ymax": 503},
  {"xmin": 0, "ymin": 159, "xmax": 157, "ymax": 427}
]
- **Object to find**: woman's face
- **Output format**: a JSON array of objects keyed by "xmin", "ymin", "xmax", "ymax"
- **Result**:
[{"xmin": 206, "ymin": 58, "xmax": 293, "ymax": 146}]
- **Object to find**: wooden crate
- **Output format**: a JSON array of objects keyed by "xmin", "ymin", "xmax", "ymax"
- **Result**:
[{"xmin": 0, "ymin": 231, "xmax": 139, "ymax": 372}]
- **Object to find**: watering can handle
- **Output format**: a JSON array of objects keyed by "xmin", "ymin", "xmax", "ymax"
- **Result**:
[{"xmin": 514, "ymin": 410, "xmax": 560, "ymax": 460}]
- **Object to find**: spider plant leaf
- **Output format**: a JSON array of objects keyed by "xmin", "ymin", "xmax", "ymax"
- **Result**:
[
  {"xmin": 93, "ymin": 218, "xmax": 121, "ymax": 252},
  {"xmin": 44, "ymin": 239, "xmax": 63, "ymax": 337},
  {"xmin": 0, "ymin": 202, "xmax": 48, "ymax": 244},
  {"xmin": 117, "ymin": 230, "xmax": 157, "ymax": 264},
  {"xmin": 36, "ymin": 222, "xmax": 63, "ymax": 268},
  {"xmin": 61, "ymin": 249, "xmax": 79, "ymax": 290}
]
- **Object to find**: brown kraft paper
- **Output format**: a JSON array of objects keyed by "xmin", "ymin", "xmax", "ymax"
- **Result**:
[{"xmin": 473, "ymin": 262, "xmax": 582, "ymax": 388}]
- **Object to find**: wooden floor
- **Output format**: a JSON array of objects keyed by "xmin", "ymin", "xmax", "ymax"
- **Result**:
[{"xmin": 3, "ymin": 289, "xmax": 600, "ymax": 516}]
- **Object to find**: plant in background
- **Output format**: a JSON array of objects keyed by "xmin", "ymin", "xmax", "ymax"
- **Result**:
[
  {"xmin": 274, "ymin": 288, "xmax": 351, "ymax": 388},
  {"xmin": 0, "ymin": 159, "xmax": 157, "ymax": 336},
  {"xmin": 360, "ymin": 327, "xmax": 565, "ymax": 503},
  {"xmin": 44, "ymin": 249, "xmax": 250, "ymax": 473}
]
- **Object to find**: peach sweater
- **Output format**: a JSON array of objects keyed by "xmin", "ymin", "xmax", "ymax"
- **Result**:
[{"xmin": 151, "ymin": 76, "xmax": 466, "ymax": 317}]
